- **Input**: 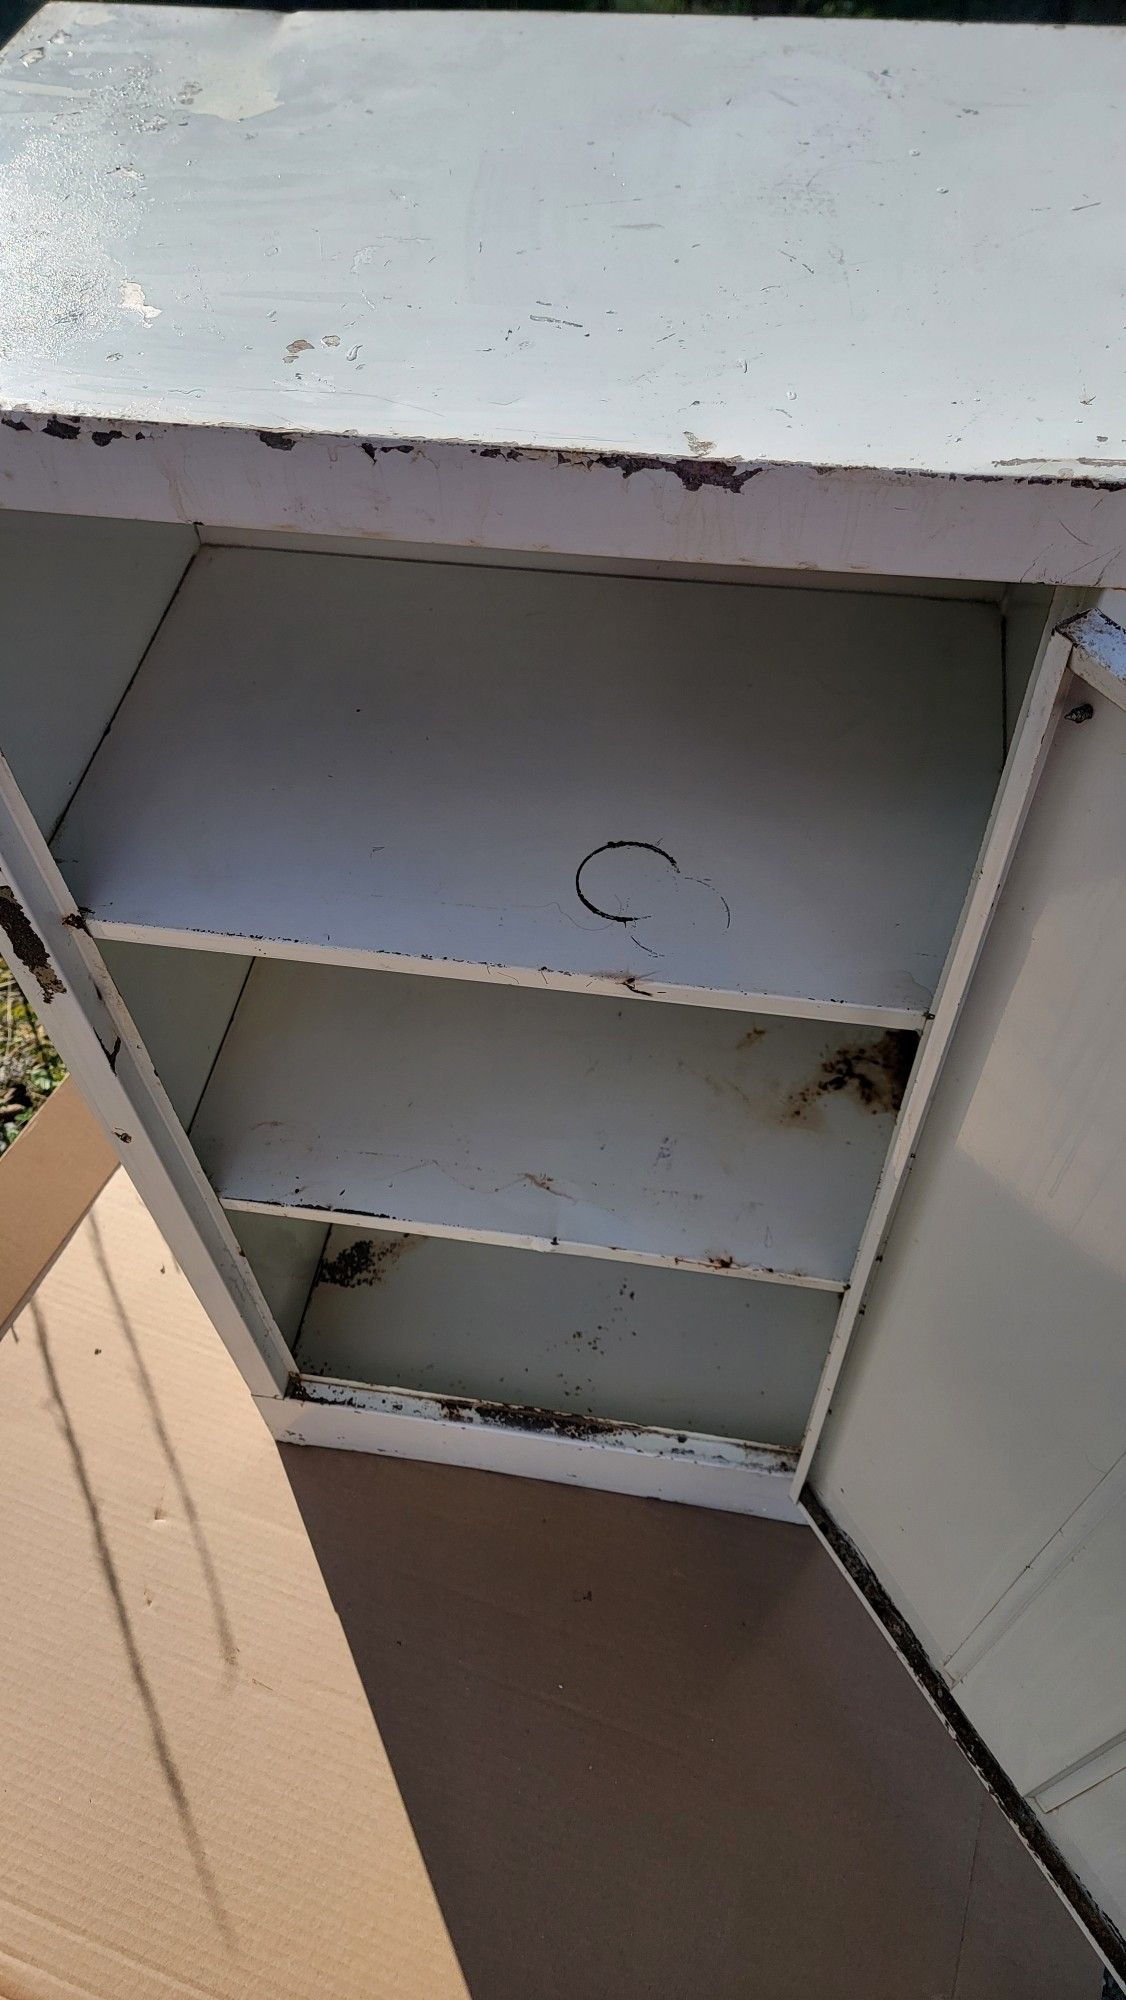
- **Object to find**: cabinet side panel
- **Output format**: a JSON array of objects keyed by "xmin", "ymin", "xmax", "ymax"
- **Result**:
[
  {"xmin": 99, "ymin": 939, "xmax": 250, "ymax": 1131},
  {"xmin": 0, "ymin": 509, "xmax": 195, "ymax": 834},
  {"xmin": 230, "ymin": 1211, "xmax": 328, "ymax": 1348}
]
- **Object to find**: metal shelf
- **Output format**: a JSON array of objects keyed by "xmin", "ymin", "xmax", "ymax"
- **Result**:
[
  {"xmin": 191, "ymin": 959, "xmax": 915, "ymax": 1286},
  {"xmin": 53, "ymin": 545, "xmax": 1002, "ymax": 1027}
]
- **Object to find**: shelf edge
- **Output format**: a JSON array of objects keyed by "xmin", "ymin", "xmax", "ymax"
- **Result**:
[
  {"xmin": 221, "ymin": 1198, "xmax": 849, "ymax": 1294},
  {"xmin": 86, "ymin": 919, "xmax": 929, "ymax": 1033},
  {"xmin": 258, "ymin": 1377, "xmax": 804, "ymax": 1521}
]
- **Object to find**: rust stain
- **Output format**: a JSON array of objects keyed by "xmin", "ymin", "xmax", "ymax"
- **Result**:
[
  {"xmin": 0, "ymin": 886, "xmax": 64, "ymax": 1002},
  {"xmin": 521, "ymin": 1171, "xmax": 575, "ymax": 1200},
  {"xmin": 738, "ymin": 1026, "xmax": 766, "ymax": 1050},
  {"xmin": 469, "ymin": 441, "xmax": 1126, "ymax": 495},
  {"xmin": 435, "ymin": 1396, "xmax": 470, "ymax": 1422},
  {"xmin": 362, "ymin": 440, "xmax": 413, "ymax": 462},
  {"xmin": 6, "ymin": 410, "xmax": 1121, "ymax": 503},
  {"xmin": 595, "ymin": 971, "xmax": 655, "ymax": 997},
  {"xmin": 4, "ymin": 413, "xmax": 1124, "ymax": 497},
  {"xmin": 476, "ymin": 442, "xmax": 760, "ymax": 494},
  {"xmin": 461, "ymin": 1396, "xmax": 634, "ymax": 1441},
  {"xmin": 596, "ymin": 451, "xmax": 761, "ymax": 495},
  {"xmin": 431, "ymin": 1394, "xmax": 618, "ymax": 1441},
  {"xmin": 702, "ymin": 1071, "xmax": 757, "ymax": 1114},
  {"xmin": 785, "ymin": 1030, "xmax": 918, "ymax": 1124},
  {"xmin": 319, "ymin": 1233, "xmax": 420, "ymax": 1288}
]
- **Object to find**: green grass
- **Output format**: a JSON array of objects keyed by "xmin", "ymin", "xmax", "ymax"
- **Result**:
[{"xmin": 0, "ymin": 958, "xmax": 65, "ymax": 1154}]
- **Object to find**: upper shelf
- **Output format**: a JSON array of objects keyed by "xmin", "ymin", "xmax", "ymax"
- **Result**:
[
  {"xmin": 190, "ymin": 960, "xmax": 914, "ymax": 1287},
  {"xmin": 53, "ymin": 547, "xmax": 1002, "ymax": 1026}
]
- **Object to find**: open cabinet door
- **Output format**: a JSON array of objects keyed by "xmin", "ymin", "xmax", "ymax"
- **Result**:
[{"xmin": 796, "ymin": 602, "xmax": 1126, "ymax": 1983}]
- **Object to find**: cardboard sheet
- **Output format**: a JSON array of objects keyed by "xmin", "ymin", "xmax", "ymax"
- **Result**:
[
  {"xmin": 0, "ymin": 1155, "xmax": 1101, "ymax": 1999},
  {"xmin": 0, "ymin": 1076, "xmax": 115, "ymax": 1333}
]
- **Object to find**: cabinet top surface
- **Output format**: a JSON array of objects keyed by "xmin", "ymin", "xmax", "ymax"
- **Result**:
[{"xmin": 1, "ymin": 5, "xmax": 1124, "ymax": 484}]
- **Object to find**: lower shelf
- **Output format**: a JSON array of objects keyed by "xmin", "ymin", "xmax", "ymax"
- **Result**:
[
  {"xmin": 294, "ymin": 1225, "xmax": 837, "ymax": 1443},
  {"xmin": 194, "ymin": 960, "xmax": 915, "ymax": 1286},
  {"xmin": 232, "ymin": 1209, "xmax": 831, "ymax": 1513}
]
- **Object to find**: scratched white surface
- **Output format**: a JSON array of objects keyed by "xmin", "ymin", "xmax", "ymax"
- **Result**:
[
  {"xmin": 52, "ymin": 545, "xmax": 1003, "ymax": 1025},
  {"xmin": 1, "ymin": 5, "xmax": 1124, "ymax": 483}
]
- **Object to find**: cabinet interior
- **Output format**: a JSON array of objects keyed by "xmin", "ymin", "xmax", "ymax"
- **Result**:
[{"xmin": 0, "ymin": 510, "xmax": 1058, "ymax": 1462}]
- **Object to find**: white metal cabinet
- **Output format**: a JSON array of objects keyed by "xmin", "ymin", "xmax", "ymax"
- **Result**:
[{"xmin": 3, "ymin": 6, "xmax": 1126, "ymax": 1974}]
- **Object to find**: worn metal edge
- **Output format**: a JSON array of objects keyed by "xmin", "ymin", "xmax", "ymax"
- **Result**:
[
  {"xmin": 260, "ymin": 1377, "xmax": 805, "ymax": 1521},
  {"xmin": 220, "ymin": 1195, "xmax": 848, "ymax": 1294},
  {"xmin": 84, "ymin": 916, "xmax": 927, "ymax": 1032},
  {"xmin": 802, "ymin": 1486, "xmax": 1126, "ymax": 1985},
  {"xmin": 5, "ymin": 407, "xmax": 1126, "ymax": 493},
  {"xmin": 4, "ymin": 414, "xmax": 1126, "ymax": 587}
]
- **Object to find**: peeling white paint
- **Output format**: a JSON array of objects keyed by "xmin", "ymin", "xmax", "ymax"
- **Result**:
[
  {"xmin": 119, "ymin": 280, "xmax": 161, "ymax": 325},
  {"xmin": 1, "ymin": 79, "xmax": 85, "ymax": 97},
  {"xmin": 2, "ymin": 8, "xmax": 1122, "ymax": 479},
  {"xmin": 180, "ymin": 67, "xmax": 279, "ymax": 123}
]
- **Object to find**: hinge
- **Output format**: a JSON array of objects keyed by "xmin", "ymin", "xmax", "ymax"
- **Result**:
[{"xmin": 1057, "ymin": 609, "xmax": 1126, "ymax": 713}]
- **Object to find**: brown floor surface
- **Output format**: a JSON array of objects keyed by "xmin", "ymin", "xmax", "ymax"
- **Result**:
[{"xmin": 0, "ymin": 1169, "xmax": 1102, "ymax": 1999}]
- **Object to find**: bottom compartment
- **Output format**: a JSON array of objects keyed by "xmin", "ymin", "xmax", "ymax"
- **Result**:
[
  {"xmin": 234, "ymin": 1211, "xmax": 836, "ymax": 1452},
  {"xmin": 298, "ymin": 1227, "xmax": 835, "ymax": 1446}
]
